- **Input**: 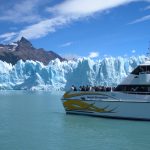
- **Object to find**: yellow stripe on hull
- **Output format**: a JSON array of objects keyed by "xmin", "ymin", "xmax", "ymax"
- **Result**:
[{"xmin": 63, "ymin": 100, "xmax": 115, "ymax": 113}]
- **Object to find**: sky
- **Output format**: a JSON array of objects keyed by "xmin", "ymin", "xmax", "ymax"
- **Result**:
[{"xmin": 0, "ymin": 0, "xmax": 150, "ymax": 59}]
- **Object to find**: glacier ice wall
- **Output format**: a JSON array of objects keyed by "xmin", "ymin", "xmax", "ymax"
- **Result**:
[{"xmin": 0, "ymin": 56, "xmax": 145, "ymax": 90}]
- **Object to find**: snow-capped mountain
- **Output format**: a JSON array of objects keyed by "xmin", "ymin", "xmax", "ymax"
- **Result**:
[{"xmin": 0, "ymin": 56, "xmax": 145, "ymax": 90}]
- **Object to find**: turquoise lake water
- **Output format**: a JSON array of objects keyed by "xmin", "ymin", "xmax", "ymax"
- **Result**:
[{"xmin": 0, "ymin": 91, "xmax": 150, "ymax": 150}]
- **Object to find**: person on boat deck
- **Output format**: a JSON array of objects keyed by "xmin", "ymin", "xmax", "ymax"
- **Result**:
[
  {"xmin": 81, "ymin": 86, "xmax": 86, "ymax": 91},
  {"xmin": 74, "ymin": 86, "xmax": 77, "ymax": 91},
  {"xmin": 89, "ymin": 86, "xmax": 93, "ymax": 91},
  {"xmin": 79, "ymin": 86, "xmax": 82, "ymax": 91},
  {"xmin": 71, "ymin": 85, "xmax": 77, "ymax": 91},
  {"xmin": 86, "ymin": 85, "xmax": 90, "ymax": 91},
  {"xmin": 71, "ymin": 85, "xmax": 114, "ymax": 92},
  {"xmin": 71, "ymin": 85, "xmax": 74, "ymax": 91}
]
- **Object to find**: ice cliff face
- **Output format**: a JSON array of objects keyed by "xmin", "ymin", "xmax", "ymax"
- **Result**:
[{"xmin": 0, "ymin": 56, "xmax": 145, "ymax": 90}]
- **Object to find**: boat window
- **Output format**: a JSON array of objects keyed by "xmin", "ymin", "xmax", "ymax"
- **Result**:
[
  {"xmin": 131, "ymin": 65, "xmax": 150, "ymax": 75},
  {"xmin": 115, "ymin": 85, "xmax": 150, "ymax": 92},
  {"xmin": 131, "ymin": 66, "xmax": 140, "ymax": 75},
  {"xmin": 147, "ymin": 66, "xmax": 150, "ymax": 72}
]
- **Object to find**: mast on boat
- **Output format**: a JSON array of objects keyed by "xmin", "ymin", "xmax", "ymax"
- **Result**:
[{"xmin": 145, "ymin": 41, "xmax": 150, "ymax": 62}]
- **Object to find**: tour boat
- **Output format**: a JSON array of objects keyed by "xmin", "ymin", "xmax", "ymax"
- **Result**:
[{"xmin": 62, "ymin": 58, "xmax": 150, "ymax": 120}]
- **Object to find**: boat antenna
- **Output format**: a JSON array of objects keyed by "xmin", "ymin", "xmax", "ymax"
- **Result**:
[{"xmin": 146, "ymin": 41, "xmax": 150, "ymax": 61}]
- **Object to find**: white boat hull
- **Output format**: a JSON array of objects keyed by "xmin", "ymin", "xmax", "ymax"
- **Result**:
[{"xmin": 62, "ymin": 91, "xmax": 150, "ymax": 120}]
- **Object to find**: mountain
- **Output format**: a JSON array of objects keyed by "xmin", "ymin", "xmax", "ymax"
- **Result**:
[
  {"xmin": 0, "ymin": 56, "xmax": 145, "ymax": 90},
  {"xmin": 0, "ymin": 37, "xmax": 64, "ymax": 65}
]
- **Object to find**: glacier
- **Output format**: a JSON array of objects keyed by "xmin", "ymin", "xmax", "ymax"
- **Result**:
[{"xmin": 0, "ymin": 56, "xmax": 146, "ymax": 91}]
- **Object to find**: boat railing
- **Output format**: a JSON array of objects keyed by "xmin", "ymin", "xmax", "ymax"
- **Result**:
[
  {"xmin": 68, "ymin": 86, "xmax": 115, "ymax": 93},
  {"xmin": 67, "ymin": 88, "xmax": 150, "ymax": 95}
]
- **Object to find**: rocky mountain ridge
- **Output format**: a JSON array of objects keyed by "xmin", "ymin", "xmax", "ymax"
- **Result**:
[{"xmin": 0, "ymin": 37, "xmax": 64, "ymax": 65}]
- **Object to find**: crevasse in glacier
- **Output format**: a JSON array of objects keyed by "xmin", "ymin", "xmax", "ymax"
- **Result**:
[{"xmin": 0, "ymin": 56, "xmax": 145, "ymax": 90}]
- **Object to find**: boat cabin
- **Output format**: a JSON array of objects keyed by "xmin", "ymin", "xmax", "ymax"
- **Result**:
[{"xmin": 115, "ymin": 63, "xmax": 150, "ymax": 94}]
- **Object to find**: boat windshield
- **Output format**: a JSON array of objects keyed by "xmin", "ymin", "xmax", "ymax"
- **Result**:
[
  {"xmin": 115, "ymin": 84, "xmax": 150, "ymax": 92},
  {"xmin": 131, "ymin": 65, "xmax": 150, "ymax": 75}
]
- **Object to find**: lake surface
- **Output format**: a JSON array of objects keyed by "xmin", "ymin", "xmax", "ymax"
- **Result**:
[{"xmin": 0, "ymin": 91, "xmax": 150, "ymax": 150}]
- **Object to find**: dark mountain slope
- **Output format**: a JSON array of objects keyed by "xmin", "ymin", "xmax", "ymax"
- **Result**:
[{"xmin": 0, "ymin": 37, "xmax": 65, "ymax": 65}]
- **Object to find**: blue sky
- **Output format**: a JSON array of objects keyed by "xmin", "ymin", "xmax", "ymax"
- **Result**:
[{"xmin": 0, "ymin": 0, "xmax": 150, "ymax": 59}]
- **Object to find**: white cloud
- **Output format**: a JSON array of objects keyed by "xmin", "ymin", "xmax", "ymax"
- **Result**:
[
  {"xmin": 129, "ymin": 14, "xmax": 150, "ymax": 24},
  {"xmin": 47, "ymin": 0, "xmax": 134, "ymax": 18},
  {"xmin": 0, "ymin": 0, "xmax": 147, "ymax": 41},
  {"xmin": 62, "ymin": 53, "xmax": 81, "ymax": 60},
  {"xmin": 0, "ymin": 0, "xmax": 43, "ymax": 23},
  {"xmin": 0, "ymin": 32, "xmax": 17, "ymax": 42},
  {"xmin": 15, "ymin": 16, "xmax": 71, "ymax": 40},
  {"xmin": 60, "ymin": 42, "xmax": 73, "ymax": 47},
  {"xmin": 0, "ymin": 16, "xmax": 72, "ymax": 42},
  {"xmin": 144, "ymin": 5, "xmax": 150, "ymax": 10},
  {"xmin": 132, "ymin": 49, "xmax": 136, "ymax": 53},
  {"xmin": 104, "ymin": 54, "xmax": 108, "ymax": 57},
  {"xmin": 88, "ymin": 52, "xmax": 99, "ymax": 58}
]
